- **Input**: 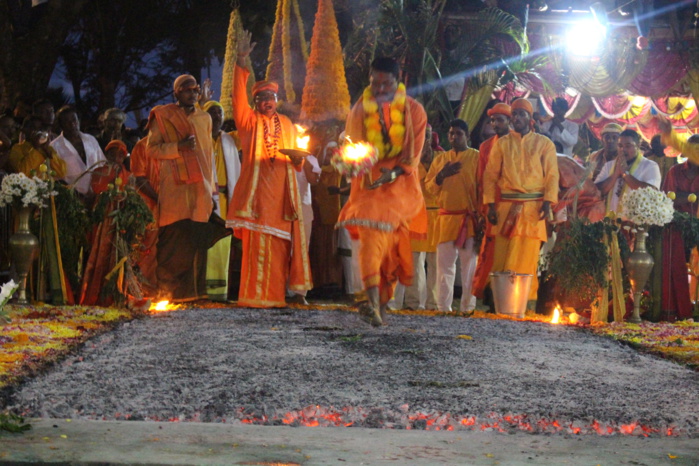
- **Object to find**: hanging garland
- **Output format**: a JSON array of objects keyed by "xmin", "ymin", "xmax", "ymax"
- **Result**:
[{"xmin": 362, "ymin": 83, "xmax": 406, "ymax": 160}]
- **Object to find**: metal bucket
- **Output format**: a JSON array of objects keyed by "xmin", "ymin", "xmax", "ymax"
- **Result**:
[{"xmin": 490, "ymin": 271, "xmax": 532, "ymax": 318}]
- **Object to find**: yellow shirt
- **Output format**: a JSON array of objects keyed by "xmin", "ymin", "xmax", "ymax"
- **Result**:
[
  {"xmin": 411, "ymin": 162, "xmax": 439, "ymax": 252},
  {"xmin": 661, "ymin": 129, "xmax": 699, "ymax": 166},
  {"xmin": 213, "ymin": 135, "xmax": 229, "ymax": 216},
  {"xmin": 9, "ymin": 141, "xmax": 67, "ymax": 179},
  {"xmin": 425, "ymin": 148, "xmax": 480, "ymax": 245},
  {"xmin": 483, "ymin": 131, "xmax": 558, "ymax": 240}
]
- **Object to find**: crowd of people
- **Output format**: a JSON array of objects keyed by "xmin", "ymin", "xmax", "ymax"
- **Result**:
[{"xmin": 1, "ymin": 29, "xmax": 698, "ymax": 325}]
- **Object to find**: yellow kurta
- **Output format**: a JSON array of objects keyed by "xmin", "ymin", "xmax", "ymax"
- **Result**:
[
  {"xmin": 9, "ymin": 141, "xmax": 67, "ymax": 178},
  {"xmin": 662, "ymin": 129, "xmax": 699, "ymax": 165},
  {"xmin": 213, "ymin": 136, "xmax": 229, "ymax": 216},
  {"xmin": 410, "ymin": 162, "xmax": 439, "ymax": 252},
  {"xmin": 424, "ymin": 148, "xmax": 480, "ymax": 245},
  {"xmin": 483, "ymin": 131, "xmax": 558, "ymax": 242}
]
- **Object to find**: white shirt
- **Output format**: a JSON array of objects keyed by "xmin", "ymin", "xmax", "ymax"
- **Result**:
[
  {"xmin": 541, "ymin": 119, "xmax": 579, "ymax": 156},
  {"xmin": 296, "ymin": 155, "xmax": 321, "ymax": 206},
  {"xmin": 594, "ymin": 156, "xmax": 661, "ymax": 214},
  {"xmin": 51, "ymin": 132, "xmax": 106, "ymax": 194}
]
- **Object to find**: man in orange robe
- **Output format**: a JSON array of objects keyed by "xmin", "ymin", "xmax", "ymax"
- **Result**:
[
  {"xmin": 472, "ymin": 103, "xmax": 510, "ymax": 299},
  {"xmin": 226, "ymin": 30, "xmax": 312, "ymax": 308},
  {"xmin": 336, "ymin": 57, "xmax": 427, "ymax": 326},
  {"xmin": 483, "ymin": 98, "xmax": 559, "ymax": 309},
  {"xmin": 147, "ymin": 74, "xmax": 228, "ymax": 302}
]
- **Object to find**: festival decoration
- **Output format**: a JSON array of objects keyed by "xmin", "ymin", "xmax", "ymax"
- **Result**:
[
  {"xmin": 266, "ymin": 0, "xmax": 308, "ymax": 104},
  {"xmin": 331, "ymin": 139, "xmax": 378, "ymax": 178},
  {"xmin": 362, "ymin": 83, "xmax": 406, "ymax": 160},
  {"xmin": 299, "ymin": 0, "xmax": 351, "ymax": 122}
]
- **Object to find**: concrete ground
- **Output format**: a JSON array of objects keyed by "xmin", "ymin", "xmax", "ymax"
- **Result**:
[{"xmin": 0, "ymin": 418, "xmax": 697, "ymax": 465}]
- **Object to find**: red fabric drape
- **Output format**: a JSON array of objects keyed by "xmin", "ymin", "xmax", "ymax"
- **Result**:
[{"xmin": 627, "ymin": 46, "xmax": 689, "ymax": 98}]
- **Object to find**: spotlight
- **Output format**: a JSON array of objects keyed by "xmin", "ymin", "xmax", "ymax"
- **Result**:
[{"xmin": 566, "ymin": 19, "xmax": 607, "ymax": 56}]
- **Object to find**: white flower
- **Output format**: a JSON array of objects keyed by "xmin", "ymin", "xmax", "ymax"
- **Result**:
[
  {"xmin": 0, "ymin": 279, "xmax": 17, "ymax": 309},
  {"xmin": 621, "ymin": 186, "xmax": 674, "ymax": 227}
]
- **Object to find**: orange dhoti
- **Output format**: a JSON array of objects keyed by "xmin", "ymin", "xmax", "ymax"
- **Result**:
[
  {"xmin": 356, "ymin": 224, "xmax": 413, "ymax": 305},
  {"xmin": 238, "ymin": 229, "xmax": 292, "ymax": 308}
]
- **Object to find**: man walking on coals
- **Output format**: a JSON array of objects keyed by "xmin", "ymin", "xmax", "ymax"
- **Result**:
[{"xmin": 336, "ymin": 57, "xmax": 428, "ymax": 326}]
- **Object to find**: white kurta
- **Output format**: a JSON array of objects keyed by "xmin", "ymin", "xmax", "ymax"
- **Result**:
[{"xmin": 51, "ymin": 132, "xmax": 106, "ymax": 195}]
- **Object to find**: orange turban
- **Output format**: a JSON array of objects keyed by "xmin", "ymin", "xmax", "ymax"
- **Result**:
[
  {"xmin": 173, "ymin": 74, "xmax": 197, "ymax": 92},
  {"xmin": 511, "ymin": 98, "xmax": 533, "ymax": 115},
  {"xmin": 105, "ymin": 140, "xmax": 127, "ymax": 157},
  {"xmin": 487, "ymin": 103, "xmax": 512, "ymax": 117},
  {"xmin": 252, "ymin": 80, "xmax": 279, "ymax": 96}
]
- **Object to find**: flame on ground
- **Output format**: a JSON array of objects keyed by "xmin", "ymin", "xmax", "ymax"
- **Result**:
[
  {"xmin": 149, "ymin": 300, "xmax": 180, "ymax": 313},
  {"xmin": 551, "ymin": 306, "xmax": 561, "ymax": 324}
]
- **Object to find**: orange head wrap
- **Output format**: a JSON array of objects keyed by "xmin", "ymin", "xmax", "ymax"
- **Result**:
[
  {"xmin": 510, "ymin": 98, "xmax": 533, "ymax": 115},
  {"xmin": 487, "ymin": 103, "xmax": 512, "ymax": 118},
  {"xmin": 173, "ymin": 74, "xmax": 197, "ymax": 92},
  {"xmin": 252, "ymin": 80, "xmax": 279, "ymax": 96},
  {"xmin": 105, "ymin": 140, "xmax": 128, "ymax": 158}
]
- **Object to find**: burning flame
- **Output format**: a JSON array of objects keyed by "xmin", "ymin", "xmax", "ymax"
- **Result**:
[
  {"xmin": 149, "ymin": 300, "xmax": 179, "ymax": 313},
  {"xmin": 295, "ymin": 124, "xmax": 309, "ymax": 150},
  {"xmin": 341, "ymin": 138, "xmax": 375, "ymax": 162},
  {"xmin": 551, "ymin": 306, "xmax": 561, "ymax": 324}
]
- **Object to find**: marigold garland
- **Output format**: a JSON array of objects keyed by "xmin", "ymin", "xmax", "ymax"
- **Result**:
[
  {"xmin": 362, "ymin": 83, "xmax": 406, "ymax": 160},
  {"xmin": 220, "ymin": 9, "xmax": 240, "ymax": 119},
  {"xmin": 266, "ymin": 0, "xmax": 307, "ymax": 104}
]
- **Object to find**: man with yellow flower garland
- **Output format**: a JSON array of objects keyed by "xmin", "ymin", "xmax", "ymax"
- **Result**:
[
  {"xmin": 227, "ymin": 30, "xmax": 312, "ymax": 308},
  {"xmin": 337, "ymin": 57, "xmax": 428, "ymax": 326}
]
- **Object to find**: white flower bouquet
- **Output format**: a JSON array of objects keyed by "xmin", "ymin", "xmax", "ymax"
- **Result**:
[
  {"xmin": 621, "ymin": 186, "xmax": 675, "ymax": 227},
  {"xmin": 0, "ymin": 279, "xmax": 17, "ymax": 321},
  {"xmin": 0, "ymin": 173, "xmax": 55, "ymax": 208}
]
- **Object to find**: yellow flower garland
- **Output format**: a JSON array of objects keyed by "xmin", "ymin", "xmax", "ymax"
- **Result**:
[{"xmin": 362, "ymin": 82, "xmax": 406, "ymax": 160}]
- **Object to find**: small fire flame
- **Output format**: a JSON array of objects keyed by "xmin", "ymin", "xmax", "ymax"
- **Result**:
[
  {"xmin": 295, "ymin": 124, "xmax": 309, "ymax": 150},
  {"xmin": 551, "ymin": 306, "xmax": 561, "ymax": 324},
  {"xmin": 341, "ymin": 139, "xmax": 375, "ymax": 162},
  {"xmin": 149, "ymin": 300, "xmax": 179, "ymax": 313}
]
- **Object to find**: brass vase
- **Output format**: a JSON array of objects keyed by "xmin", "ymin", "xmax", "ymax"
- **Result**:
[
  {"xmin": 8, "ymin": 206, "xmax": 38, "ymax": 304},
  {"xmin": 626, "ymin": 227, "xmax": 654, "ymax": 323}
]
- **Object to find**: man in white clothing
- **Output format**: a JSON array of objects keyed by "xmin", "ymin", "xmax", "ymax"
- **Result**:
[
  {"xmin": 51, "ymin": 105, "xmax": 106, "ymax": 203},
  {"xmin": 541, "ymin": 98, "xmax": 579, "ymax": 157},
  {"xmin": 595, "ymin": 129, "xmax": 661, "ymax": 216}
]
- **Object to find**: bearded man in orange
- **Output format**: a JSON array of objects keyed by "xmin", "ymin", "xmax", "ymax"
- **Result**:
[
  {"xmin": 483, "ymin": 98, "xmax": 559, "ymax": 310},
  {"xmin": 227, "ymin": 30, "xmax": 312, "ymax": 308},
  {"xmin": 337, "ymin": 57, "xmax": 427, "ymax": 326},
  {"xmin": 147, "ymin": 74, "xmax": 228, "ymax": 302}
]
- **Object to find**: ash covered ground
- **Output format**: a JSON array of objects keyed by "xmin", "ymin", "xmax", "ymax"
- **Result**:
[{"xmin": 6, "ymin": 306, "xmax": 699, "ymax": 436}]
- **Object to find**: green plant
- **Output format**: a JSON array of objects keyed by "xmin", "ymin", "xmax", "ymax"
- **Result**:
[{"xmin": 545, "ymin": 219, "xmax": 611, "ymax": 306}]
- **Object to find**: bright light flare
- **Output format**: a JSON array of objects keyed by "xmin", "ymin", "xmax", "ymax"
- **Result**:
[
  {"xmin": 565, "ymin": 20, "xmax": 607, "ymax": 57},
  {"xmin": 551, "ymin": 306, "xmax": 561, "ymax": 324},
  {"xmin": 295, "ymin": 124, "xmax": 309, "ymax": 150}
]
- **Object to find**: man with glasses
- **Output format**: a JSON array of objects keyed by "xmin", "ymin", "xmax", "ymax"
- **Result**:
[
  {"xmin": 146, "ymin": 74, "xmax": 228, "ymax": 302},
  {"xmin": 226, "ymin": 30, "xmax": 312, "ymax": 308}
]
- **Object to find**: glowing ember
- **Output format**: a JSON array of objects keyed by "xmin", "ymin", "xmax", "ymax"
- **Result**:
[
  {"xmin": 551, "ymin": 306, "xmax": 561, "ymax": 324},
  {"xmin": 295, "ymin": 124, "xmax": 309, "ymax": 150},
  {"xmin": 568, "ymin": 311, "xmax": 580, "ymax": 324}
]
